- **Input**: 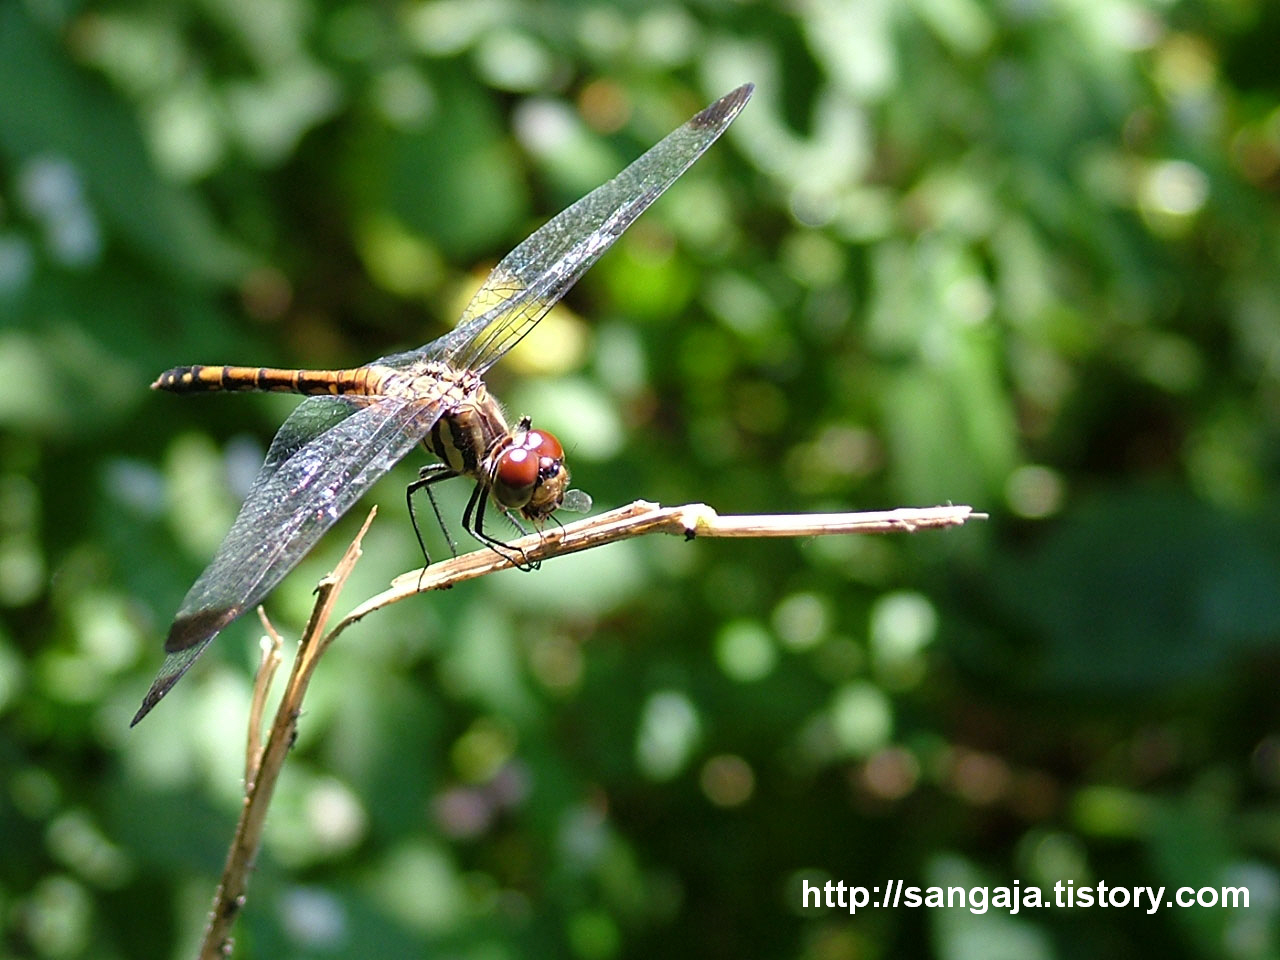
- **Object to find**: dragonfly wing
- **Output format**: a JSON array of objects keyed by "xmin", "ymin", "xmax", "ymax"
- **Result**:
[
  {"xmin": 132, "ymin": 393, "xmax": 441, "ymax": 724},
  {"xmin": 365, "ymin": 346, "xmax": 427, "ymax": 372},
  {"xmin": 434, "ymin": 84, "xmax": 753, "ymax": 374}
]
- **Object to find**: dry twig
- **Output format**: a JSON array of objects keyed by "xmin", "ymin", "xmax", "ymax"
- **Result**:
[
  {"xmin": 245, "ymin": 610, "xmax": 284, "ymax": 789},
  {"xmin": 198, "ymin": 507, "xmax": 377, "ymax": 960},
  {"xmin": 197, "ymin": 499, "xmax": 982, "ymax": 957},
  {"xmin": 332, "ymin": 500, "xmax": 983, "ymax": 637}
]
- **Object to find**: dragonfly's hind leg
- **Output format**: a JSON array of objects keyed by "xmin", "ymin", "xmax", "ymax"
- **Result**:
[{"xmin": 406, "ymin": 463, "xmax": 459, "ymax": 568}]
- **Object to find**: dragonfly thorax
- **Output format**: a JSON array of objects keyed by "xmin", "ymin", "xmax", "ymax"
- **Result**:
[{"xmin": 426, "ymin": 384, "xmax": 571, "ymax": 522}]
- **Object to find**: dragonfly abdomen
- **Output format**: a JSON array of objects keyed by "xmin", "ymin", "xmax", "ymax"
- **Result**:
[{"xmin": 151, "ymin": 365, "xmax": 388, "ymax": 395}]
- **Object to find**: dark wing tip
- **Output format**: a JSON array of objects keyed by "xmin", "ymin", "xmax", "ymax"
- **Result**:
[
  {"xmin": 162, "ymin": 606, "xmax": 240, "ymax": 654},
  {"xmin": 130, "ymin": 606, "xmax": 238, "ymax": 726},
  {"xmin": 692, "ymin": 83, "xmax": 755, "ymax": 129}
]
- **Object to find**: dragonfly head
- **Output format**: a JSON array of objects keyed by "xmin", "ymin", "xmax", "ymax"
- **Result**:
[{"xmin": 490, "ymin": 423, "xmax": 571, "ymax": 522}]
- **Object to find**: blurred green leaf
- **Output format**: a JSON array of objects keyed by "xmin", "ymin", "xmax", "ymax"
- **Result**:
[
  {"xmin": 989, "ymin": 490, "xmax": 1280, "ymax": 693},
  {"xmin": 0, "ymin": 5, "xmax": 248, "ymax": 283}
]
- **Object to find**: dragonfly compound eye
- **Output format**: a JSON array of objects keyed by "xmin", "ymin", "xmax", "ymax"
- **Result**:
[
  {"xmin": 493, "ymin": 447, "xmax": 541, "ymax": 508},
  {"xmin": 526, "ymin": 430, "xmax": 564, "ymax": 463},
  {"xmin": 524, "ymin": 429, "xmax": 570, "ymax": 521}
]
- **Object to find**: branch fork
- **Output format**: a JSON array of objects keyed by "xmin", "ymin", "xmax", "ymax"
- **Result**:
[{"xmin": 196, "ymin": 500, "xmax": 984, "ymax": 957}]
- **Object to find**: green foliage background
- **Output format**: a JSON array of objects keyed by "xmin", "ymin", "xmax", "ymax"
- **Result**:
[{"xmin": 2, "ymin": 0, "xmax": 1279, "ymax": 957}]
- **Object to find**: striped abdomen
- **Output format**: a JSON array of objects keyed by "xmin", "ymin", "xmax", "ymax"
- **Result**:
[{"xmin": 151, "ymin": 364, "xmax": 391, "ymax": 396}]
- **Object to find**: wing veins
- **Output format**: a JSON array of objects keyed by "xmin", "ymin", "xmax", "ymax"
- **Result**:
[
  {"xmin": 437, "ymin": 84, "xmax": 754, "ymax": 374},
  {"xmin": 132, "ymin": 395, "xmax": 445, "ymax": 724}
]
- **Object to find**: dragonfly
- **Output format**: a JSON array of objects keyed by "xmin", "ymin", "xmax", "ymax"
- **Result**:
[{"xmin": 132, "ymin": 83, "xmax": 754, "ymax": 725}]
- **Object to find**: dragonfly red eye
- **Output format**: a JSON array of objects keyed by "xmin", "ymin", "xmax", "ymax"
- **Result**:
[
  {"xmin": 493, "ymin": 447, "xmax": 540, "ymax": 507},
  {"xmin": 527, "ymin": 430, "xmax": 563, "ymax": 462},
  {"xmin": 492, "ymin": 428, "xmax": 570, "ymax": 512}
]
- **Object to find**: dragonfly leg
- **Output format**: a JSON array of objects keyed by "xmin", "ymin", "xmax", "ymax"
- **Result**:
[
  {"xmin": 406, "ymin": 464, "xmax": 459, "ymax": 568},
  {"xmin": 463, "ymin": 483, "xmax": 538, "ymax": 572}
]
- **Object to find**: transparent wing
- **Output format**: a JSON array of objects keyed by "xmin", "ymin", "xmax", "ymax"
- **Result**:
[
  {"xmin": 427, "ymin": 84, "xmax": 753, "ymax": 374},
  {"xmin": 366, "ymin": 346, "xmax": 427, "ymax": 372},
  {"xmin": 132, "ymin": 394, "xmax": 441, "ymax": 724}
]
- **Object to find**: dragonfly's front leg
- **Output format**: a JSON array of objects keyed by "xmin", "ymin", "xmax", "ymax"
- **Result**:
[{"xmin": 462, "ymin": 483, "xmax": 538, "ymax": 572}]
